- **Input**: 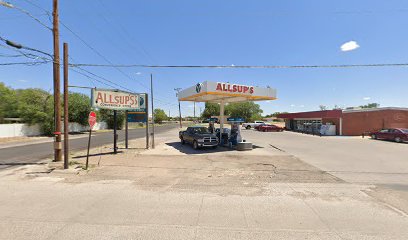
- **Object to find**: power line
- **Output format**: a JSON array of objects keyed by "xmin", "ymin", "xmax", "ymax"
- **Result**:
[
  {"xmin": 2, "ymin": 0, "xmax": 52, "ymax": 30},
  {"xmin": 0, "ymin": 60, "xmax": 50, "ymax": 66},
  {"xmin": 69, "ymin": 63, "xmax": 408, "ymax": 69}
]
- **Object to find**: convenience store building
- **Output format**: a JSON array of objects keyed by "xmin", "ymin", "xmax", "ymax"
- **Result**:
[{"xmin": 278, "ymin": 107, "xmax": 408, "ymax": 136}]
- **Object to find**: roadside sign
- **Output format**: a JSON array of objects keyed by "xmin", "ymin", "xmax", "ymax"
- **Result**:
[
  {"xmin": 91, "ymin": 89, "xmax": 141, "ymax": 110},
  {"xmin": 227, "ymin": 117, "xmax": 245, "ymax": 122},
  {"xmin": 88, "ymin": 111, "xmax": 97, "ymax": 129},
  {"xmin": 127, "ymin": 111, "xmax": 147, "ymax": 123}
]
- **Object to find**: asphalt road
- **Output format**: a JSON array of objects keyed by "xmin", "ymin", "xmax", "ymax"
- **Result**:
[{"xmin": 0, "ymin": 124, "xmax": 178, "ymax": 167}]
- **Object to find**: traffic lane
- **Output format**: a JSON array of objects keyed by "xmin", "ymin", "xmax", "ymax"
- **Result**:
[
  {"xmin": 241, "ymin": 129, "xmax": 408, "ymax": 185},
  {"xmin": 0, "ymin": 124, "xmax": 177, "ymax": 165}
]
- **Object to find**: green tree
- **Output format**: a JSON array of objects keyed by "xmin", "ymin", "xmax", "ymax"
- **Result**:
[
  {"xmin": 67, "ymin": 92, "xmax": 91, "ymax": 125},
  {"xmin": 15, "ymin": 88, "xmax": 54, "ymax": 135},
  {"xmin": 225, "ymin": 102, "xmax": 263, "ymax": 122},
  {"xmin": 154, "ymin": 108, "xmax": 167, "ymax": 124},
  {"xmin": 360, "ymin": 103, "xmax": 380, "ymax": 109},
  {"xmin": 319, "ymin": 105, "xmax": 327, "ymax": 111},
  {"xmin": 201, "ymin": 102, "xmax": 220, "ymax": 119},
  {"xmin": 99, "ymin": 109, "xmax": 125, "ymax": 129},
  {"xmin": 0, "ymin": 83, "xmax": 18, "ymax": 122}
]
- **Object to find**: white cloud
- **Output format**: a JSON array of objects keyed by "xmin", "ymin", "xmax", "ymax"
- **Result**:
[
  {"xmin": 18, "ymin": 80, "xmax": 28, "ymax": 83},
  {"xmin": 299, "ymin": 105, "xmax": 305, "ymax": 108},
  {"xmin": 340, "ymin": 41, "xmax": 360, "ymax": 52},
  {"xmin": 135, "ymin": 72, "xmax": 142, "ymax": 75},
  {"xmin": 290, "ymin": 104, "xmax": 295, "ymax": 107},
  {"xmin": 265, "ymin": 100, "xmax": 271, "ymax": 103},
  {"xmin": 363, "ymin": 97, "xmax": 371, "ymax": 101}
]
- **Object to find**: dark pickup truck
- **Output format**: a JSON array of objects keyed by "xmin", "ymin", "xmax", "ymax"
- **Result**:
[{"xmin": 179, "ymin": 126, "xmax": 219, "ymax": 149}]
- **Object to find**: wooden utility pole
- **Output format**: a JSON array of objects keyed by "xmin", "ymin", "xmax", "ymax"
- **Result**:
[
  {"xmin": 53, "ymin": 0, "xmax": 62, "ymax": 162},
  {"xmin": 150, "ymin": 74, "xmax": 155, "ymax": 149},
  {"xmin": 63, "ymin": 42, "xmax": 69, "ymax": 169}
]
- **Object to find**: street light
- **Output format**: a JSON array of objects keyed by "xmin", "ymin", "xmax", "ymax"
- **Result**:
[
  {"xmin": 0, "ymin": 1, "xmax": 13, "ymax": 8},
  {"xmin": 174, "ymin": 88, "xmax": 182, "ymax": 128}
]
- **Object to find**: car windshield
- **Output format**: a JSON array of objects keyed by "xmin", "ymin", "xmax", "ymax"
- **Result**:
[
  {"xmin": 193, "ymin": 127, "xmax": 210, "ymax": 134},
  {"xmin": 401, "ymin": 129, "xmax": 408, "ymax": 133}
]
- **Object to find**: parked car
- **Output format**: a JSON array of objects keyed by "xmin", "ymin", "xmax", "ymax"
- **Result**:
[
  {"xmin": 258, "ymin": 124, "xmax": 284, "ymax": 132},
  {"xmin": 242, "ymin": 121, "xmax": 265, "ymax": 129},
  {"xmin": 179, "ymin": 126, "xmax": 219, "ymax": 149},
  {"xmin": 370, "ymin": 128, "xmax": 408, "ymax": 143},
  {"xmin": 254, "ymin": 123, "xmax": 268, "ymax": 131}
]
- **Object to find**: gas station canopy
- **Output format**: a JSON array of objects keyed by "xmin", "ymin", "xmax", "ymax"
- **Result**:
[{"xmin": 178, "ymin": 81, "xmax": 277, "ymax": 103}]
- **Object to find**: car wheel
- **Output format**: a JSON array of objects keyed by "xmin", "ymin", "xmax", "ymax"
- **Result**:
[
  {"xmin": 371, "ymin": 134, "xmax": 377, "ymax": 139},
  {"xmin": 180, "ymin": 137, "xmax": 185, "ymax": 145},
  {"xmin": 193, "ymin": 140, "xmax": 199, "ymax": 150},
  {"xmin": 246, "ymin": 125, "xmax": 251, "ymax": 130},
  {"xmin": 395, "ymin": 137, "xmax": 402, "ymax": 143}
]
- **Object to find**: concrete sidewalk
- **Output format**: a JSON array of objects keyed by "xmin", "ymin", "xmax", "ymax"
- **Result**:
[{"xmin": 1, "ymin": 127, "xmax": 408, "ymax": 239}]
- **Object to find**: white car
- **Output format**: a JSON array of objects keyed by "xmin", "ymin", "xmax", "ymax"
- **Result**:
[{"xmin": 242, "ymin": 121, "xmax": 265, "ymax": 129}]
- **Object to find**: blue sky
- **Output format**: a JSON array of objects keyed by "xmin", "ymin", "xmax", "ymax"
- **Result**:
[{"xmin": 1, "ymin": 0, "xmax": 408, "ymax": 116}]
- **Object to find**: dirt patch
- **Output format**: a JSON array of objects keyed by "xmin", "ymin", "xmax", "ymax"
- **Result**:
[{"xmin": 48, "ymin": 151, "xmax": 343, "ymax": 196}]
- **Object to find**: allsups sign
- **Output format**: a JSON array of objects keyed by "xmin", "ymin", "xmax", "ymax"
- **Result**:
[{"xmin": 91, "ymin": 89, "xmax": 141, "ymax": 110}]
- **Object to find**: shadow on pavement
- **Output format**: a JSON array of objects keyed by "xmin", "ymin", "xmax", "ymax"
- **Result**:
[
  {"xmin": 0, "ymin": 162, "xmax": 47, "ymax": 166},
  {"xmin": 72, "ymin": 151, "xmax": 123, "ymax": 159},
  {"xmin": 165, "ymin": 142, "xmax": 234, "ymax": 155}
]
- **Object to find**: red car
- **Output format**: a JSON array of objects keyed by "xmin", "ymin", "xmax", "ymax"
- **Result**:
[
  {"xmin": 254, "ymin": 123, "xmax": 267, "ymax": 131},
  {"xmin": 370, "ymin": 128, "xmax": 408, "ymax": 143},
  {"xmin": 258, "ymin": 124, "xmax": 284, "ymax": 132}
]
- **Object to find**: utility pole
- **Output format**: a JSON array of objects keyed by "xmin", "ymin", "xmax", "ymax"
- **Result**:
[
  {"xmin": 63, "ymin": 42, "xmax": 69, "ymax": 169},
  {"xmin": 150, "ymin": 74, "xmax": 155, "ymax": 149},
  {"xmin": 174, "ymin": 88, "xmax": 182, "ymax": 128},
  {"xmin": 53, "ymin": 0, "xmax": 62, "ymax": 162}
]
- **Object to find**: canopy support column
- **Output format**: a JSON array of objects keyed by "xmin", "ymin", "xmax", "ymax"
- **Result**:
[{"xmin": 220, "ymin": 100, "xmax": 225, "ymax": 135}]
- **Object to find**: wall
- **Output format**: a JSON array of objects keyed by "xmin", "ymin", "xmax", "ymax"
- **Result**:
[
  {"xmin": 0, "ymin": 124, "xmax": 41, "ymax": 138},
  {"xmin": 342, "ymin": 109, "xmax": 408, "ymax": 136},
  {"xmin": 0, "ymin": 122, "xmax": 108, "ymax": 138}
]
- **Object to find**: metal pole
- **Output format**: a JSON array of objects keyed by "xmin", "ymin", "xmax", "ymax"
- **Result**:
[
  {"xmin": 53, "ymin": 0, "xmax": 62, "ymax": 162},
  {"xmin": 150, "ymin": 74, "xmax": 155, "ymax": 149},
  {"xmin": 178, "ymin": 100, "xmax": 182, "ymax": 128},
  {"xmin": 125, "ymin": 110, "xmax": 128, "ymax": 149},
  {"xmin": 194, "ymin": 102, "xmax": 196, "ymax": 120},
  {"xmin": 220, "ymin": 101, "xmax": 225, "ymax": 145},
  {"xmin": 145, "ymin": 93, "xmax": 149, "ymax": 149},
  {"xmin": 63, "ymin": 42, "xmax": 69, "ymax": 169},
  {"xmin": 85, "ymin": 129, "xmax": 91, "ymax": 170},
  {"xmin": 113, "ymin": 110, "xmax": 117, "ymax": 154}
]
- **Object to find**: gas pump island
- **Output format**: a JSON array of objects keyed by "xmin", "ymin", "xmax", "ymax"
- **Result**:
[{"xmin": 178, "ymin": 81, "xmax": 277, "ymax": 150}]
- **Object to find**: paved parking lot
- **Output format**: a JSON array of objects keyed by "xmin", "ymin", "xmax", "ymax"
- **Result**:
[
  {"xmin": 1, "ymin": 127, "xmax": 408, "ymax": 239},
  {"xmin": 241, "ymin": 129, "xmax": 408, "ymax": 185}
]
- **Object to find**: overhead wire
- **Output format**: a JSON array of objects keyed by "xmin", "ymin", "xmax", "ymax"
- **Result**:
[{"xmin": 68, "ymin": 63, "xmax": 408, "ymax": 69}]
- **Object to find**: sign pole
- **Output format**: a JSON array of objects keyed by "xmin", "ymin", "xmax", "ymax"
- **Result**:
[
  {"xmin": 151, "ymin": 74, "xmax": 155, "ymax": 149},
  {"xmin": 125, "ymin": 110, "xmax": 128, "ymax": 149},
  {"xmin": 85, "ymin": 128, "xmax": 92, "ymax": 170},
  {"xmin": 113, "ymin": 110, "xmax": 117, "ymax": 154},
  {"xmin": 145, "ymin": 93, "xmax": 149, "ymax": 149},
  {"xmin": 86, "ymin": 111, "xmax": 96, "ymax": 170},
  {"xmin": 63, "ymin": 42, "xmax": 69, "ymax": 169}
]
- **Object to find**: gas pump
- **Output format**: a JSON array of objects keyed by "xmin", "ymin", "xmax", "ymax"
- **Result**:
[
  {"xmin": 207, "ymin": 118, "xmax": 216, "ymax": 134},
  {"xmin": 227, "ymin": 117, "xmax": 244, "ymax": 147}
]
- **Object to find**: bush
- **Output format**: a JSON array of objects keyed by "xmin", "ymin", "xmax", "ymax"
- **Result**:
[
  {"xmin": 154, "ymin": 108, "xmax": 167, "ymax": 124},
  {"xmin": 99, "ymin": 109, "xmax": 125, "ymax": 129}
]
